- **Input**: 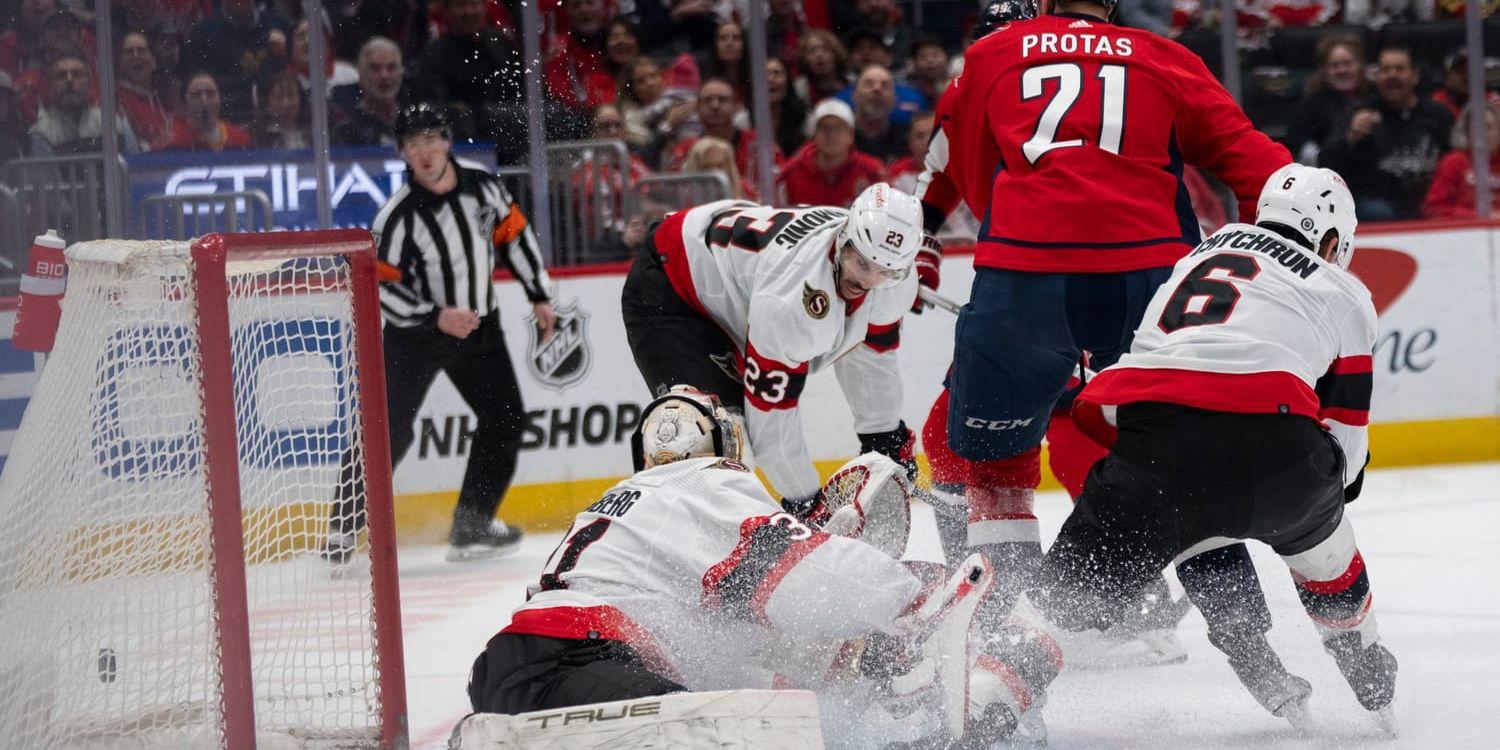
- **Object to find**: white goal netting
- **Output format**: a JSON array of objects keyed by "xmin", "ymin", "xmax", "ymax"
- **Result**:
[{"xmin": 0, "ymin": 236, "xmax": 398, "ymax": 749}]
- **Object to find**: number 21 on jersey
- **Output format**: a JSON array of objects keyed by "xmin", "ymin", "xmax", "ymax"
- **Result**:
[{"xmin": 1022, "ymin": 63, "xmax": 1127, "ymax": 165}]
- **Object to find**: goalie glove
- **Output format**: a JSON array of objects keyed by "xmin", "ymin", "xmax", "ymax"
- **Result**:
[
  {"xmin": 910, "ymin": 234, "xmax": 942, "ymax": 313},
  {"xmin": 820, "ymin": 453, "xmax": 913, "ymax": 560},
  {"xmin": 858, "ymin": 421, "xmax": 918, "ymax": 482}
]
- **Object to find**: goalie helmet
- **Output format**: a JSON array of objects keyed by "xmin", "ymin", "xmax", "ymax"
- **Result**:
[
  {"xmin": 631, "ymin": 385, "xmax": 742, "ymax": 471},
  {"xmin": 1256, "ymin": 163, "xmax": 1358, "ymax": 270},
  {"xmin": 838, "ymin": 183, "xmax": 923, "ymax": 288}
]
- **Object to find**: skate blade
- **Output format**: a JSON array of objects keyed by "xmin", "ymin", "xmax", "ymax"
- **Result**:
[
  {"xmin": 1373, "ymin": 706, "xmax": 1398, "ymax": 738},
  {"xmin": 445, "ymin": 543, "xmax": 522, "ymax": 562}
]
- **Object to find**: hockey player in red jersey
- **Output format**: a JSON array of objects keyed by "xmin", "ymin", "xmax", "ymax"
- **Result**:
[
  {"xmin": 928, "ymin": 0, "xmax": 1292, "ymax": 591},
  {"xmin": 467, "ymin": 386, "xmax": 1060, "ymax": 744},
  {"xmin": 1033, "ymin": 165, "xmax": 1398, "ymax": 728},
  {"xmin": 621, "ymin": 183, "xmax": 923, "ymax": 517}
]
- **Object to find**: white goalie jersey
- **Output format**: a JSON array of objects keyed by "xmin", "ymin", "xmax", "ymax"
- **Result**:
[
  {"xmin": 1080, "ymin": 223, "xmax": 1378, "ymax": 487},
  {"xmin": 501, "ymin": 457, "xmax": 922, "ymax": 689},
  {"xmin": 652, "ymin": 201, "xmax": 918, "ymax": 501}
]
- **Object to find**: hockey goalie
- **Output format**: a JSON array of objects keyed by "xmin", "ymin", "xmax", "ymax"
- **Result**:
[{"xmin": 452, "ymin": 387, "xmax": 1062, "ymax": 749}]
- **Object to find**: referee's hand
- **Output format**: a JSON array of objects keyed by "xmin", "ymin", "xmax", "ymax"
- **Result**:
[
  {"xmin": 437, "ymin": 308, "xmax": 481, "ymax": 339},
  {"xmin": 534, "ymin": 301, "xmax": 558, "ymax": 343}
]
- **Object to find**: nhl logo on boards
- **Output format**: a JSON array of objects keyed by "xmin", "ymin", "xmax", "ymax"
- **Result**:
[
  {"xmin": 527, "ymin": 300, "xmax": 592, "ymax": 391},
  {"xmin": 803, "ymin": 282, "xmax": 830, "ymax": 320}
]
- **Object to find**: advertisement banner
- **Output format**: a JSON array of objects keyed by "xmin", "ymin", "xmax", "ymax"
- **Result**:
[{"xmin": 124, "ymin": 145, "xmax": 497, "ymax": 234}]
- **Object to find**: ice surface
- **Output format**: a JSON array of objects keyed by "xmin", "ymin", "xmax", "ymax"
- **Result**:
[{"xmin": 398, "ymin": 462, "xmax": 1500, "ymax": 749}]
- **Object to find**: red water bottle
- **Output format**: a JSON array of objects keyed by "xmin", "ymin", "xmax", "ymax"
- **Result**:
[{"xmin": 13, "ymin": 230, "xmax": 68, "ymax": 353}]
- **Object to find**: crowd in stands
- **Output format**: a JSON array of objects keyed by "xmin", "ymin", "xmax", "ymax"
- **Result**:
[{"xmin": 1, "ymin": 0, "xmax": 1499, "ymax": 258}]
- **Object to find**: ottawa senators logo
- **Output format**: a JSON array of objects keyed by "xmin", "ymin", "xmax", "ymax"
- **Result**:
[{"xmin": 803, "ymin": 282, "xmax": 830, "ymax": 320}]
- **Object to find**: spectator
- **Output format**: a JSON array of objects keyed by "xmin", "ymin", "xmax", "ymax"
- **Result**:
[
  {"xmin": 894, "ymin": 110, "xmax": 980, "ymax": 239},
  {"xmin": 766, "ymin": 56, "xmax": 808, "ymax": 159},
  {"xmin": 778, "ymin": 98, "xmax": 885, "ymax": 206},
  {"xmin": 0, "ymin": 71, "xmax": 29, "ymax": 165},
  {"xmin": 1321, "ymin": 46, "xmax": 1454, "ymax": 220},
  {"xmin": 622, "ymin": 56, "xmax": 697, "ymax": 163},
  {"xmin": 1423, "ymin": 102, "xmax": 1500, "ymax": 219},
  {"xmin": 543, "ymin": 0, "xmax": 613, "ymax": 113},
  {"xmin": 906, "ymin": 34, "xmax": 948, "ymax": 110},
  {"xmin": 849, "ymin": 65, "xmax": 908, "ymax": 162},
  {"xmin": 847, "ymin": 0, "xmax": 911, "ymax": 69},
  {"xmin": 116, "ymin": 30, "xmax": 173, "ymax": 152},
  {"xmin": 290, "ymin": 17, "xmax": 358, "ymax": 95},
  {"xmin": 1, "ymin": 0, "xmax": 63, "ymax": 78},
  {"xmin": 115, "ymin": 0, "xmax": 205, "ymax": 40},
  {"xmin": 621, "ymin": 0, "xmax": 720, "ymax": 58},
  {"xmin": 700, "ymin": 20, "xmax": 751, "ymax": 105},
  {"xmin": 766, "ymin": 0, "xmax": 806, "ymax": 66},
  {"xmin": 889, "ymin": 110, "xmax": 932, "ymax": 187},
  {"xmin": 165, "ymin": 70, "xmax": 251, "ymax": 150},
  {"xmin": 1116, "ymin": 0, "xmax": 1175, "ymax": 36},
  {"xmin": 1285, "ymin": 33, "xmax": 1373, "ymax": 164},
  {"xmin": 837, "ymin": 45, "xmax": 927, "ymax": 126},
  {"xmin": 681, "ymin": 135, "xmax": 754, "ymax": 200},
  {"xmin": 1432, "ymin": 48, "xmax": 1500, "ymax": 119},
  {"xmin": 251, "ymin": 69, "xmax": 310, "ymax": 148},
  {"xmin": 181, "ymin": 0, "xmax": 291, "ymax": 125},
  {"xmin": 331, "ymin": 36, "xmax": 405, "ymax": 147},
  {"xmin": 412, "ymin": 0, "xmax": 524, "ymax": 149},
  {"xmin": 576, "ymin": 103, "xmax": 652, "ymax": 241},
  {"xmin": 30, "ymin": 52, "xmax": 141, "ymax": 156},
  {"xmin": 1344, "ymin": 0, "xmax": 1435, "ymax": 26},
  {"xmin": 665, "ymin": 77, "xmax": 780, "ymax": 191},
  {"xmin": 149, "ymin": 29, "xmax": 186, "ymax": 115},
  {"xmin": 794, "ymin": 28, "xmax": 848, "ymax": 106},
  {"xmin": 591, "ymin": 103, "xmax": 652, "ymax": 179},
  {"xmin": 603, "ymin": 19, "xmax": 643, "ymax": 96},
  {"xmin": 15, "ymin": 11, "xmax": 95, "ymax": 123}
]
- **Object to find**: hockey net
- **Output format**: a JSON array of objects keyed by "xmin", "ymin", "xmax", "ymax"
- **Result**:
[{"xmin": 0, "ymin": 231, "xmax": 406, "ymax": 749}]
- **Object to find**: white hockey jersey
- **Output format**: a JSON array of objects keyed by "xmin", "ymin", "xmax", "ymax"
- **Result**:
[
  {"xmin": 654, "ymin": 200, "xmax": 918, "ymax": 500},
  {"xmin": 1080, "ymin": 223, "xmax": 1377, "ymax": 487},
  {"xmin": 502, "ymin": 457, "xmax": 922, "ymax": 690}
]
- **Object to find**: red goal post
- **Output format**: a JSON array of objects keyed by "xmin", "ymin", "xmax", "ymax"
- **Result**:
[{"xmin": 0, "ymin": 230, "xmax": 408, "ymax": 749}]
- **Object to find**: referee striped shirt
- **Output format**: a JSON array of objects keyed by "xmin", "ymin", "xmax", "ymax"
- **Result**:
[{"xmin": 372, "ymin": 157, "xmax": 552, "ymax": 327}]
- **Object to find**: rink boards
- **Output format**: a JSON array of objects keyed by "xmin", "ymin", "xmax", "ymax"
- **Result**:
[{"xmin": 0, "ymin": 219, "xmax": 1494, "ymax": 535}]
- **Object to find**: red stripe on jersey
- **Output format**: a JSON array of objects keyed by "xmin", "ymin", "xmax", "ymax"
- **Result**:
[
  {"xmin": 501, "ymin": 604, "xmax": 680, "ymax": 680},
  {"xmin": 976, "ymin": 654, "xmax": 1032, "ymax": 713},
  {"xmin": 1295, "ymin": 551, "xmax": 1367, "ymax": 595},
  {"xmin": 1329, "ymin": 355, "xmax": 1374, "ymax": 375},
  {"xmin": 1082, "ymin": 367, "xmax": 1321, "ymax": 419},
  {"xmin": 1319, "ymin": 406, "xmax": 1371, "ymax": 427},
  {"xmin": 742, "ymin": 339, "xmax": 809, "ymax": 412},
  {"xmin": 864, "ymin": 321, "xmax": 901, "ymax": 353},
  {"xmin": 974, "ymin": 240, "xmax": 1191, "ymax": 274},
  {"xmin": 654, "ymin": 209, "xmax": 709, "ymax": 317}
]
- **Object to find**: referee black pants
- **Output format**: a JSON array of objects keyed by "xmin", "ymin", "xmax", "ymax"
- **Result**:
[{"xmin": 332, "ymin": 310, "xmax": 526, "ymax": 538}]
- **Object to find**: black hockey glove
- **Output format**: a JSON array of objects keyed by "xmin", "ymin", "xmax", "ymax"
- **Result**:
[
  {"xmin": 858, "ymin": 421, "xmax": 918, "ymax": 482},
  {"xmin": 781, "ymin": 489, "xmax": 830, "ymax": 525}
]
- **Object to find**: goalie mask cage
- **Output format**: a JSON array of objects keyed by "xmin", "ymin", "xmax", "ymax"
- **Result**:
[{"xmin": 0, "ymin": 231, "xmax": 408, "ymax": 750}]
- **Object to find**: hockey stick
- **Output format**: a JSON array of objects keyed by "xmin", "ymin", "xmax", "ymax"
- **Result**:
[{"xmin": 918, "ymin": 286, "xmax": 963, "ymax": 315}]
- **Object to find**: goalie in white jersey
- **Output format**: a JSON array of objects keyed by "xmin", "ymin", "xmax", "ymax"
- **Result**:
[
  {"xmin": 1030, "ymin": 164, "xmax": 1398, "ymax": 727},
  {"xmin": 620, "ymin": 183, "xmax": 924, "ymax": 516},
  {"xmin": 466, "ymin": 387, "xmax": 1062, "ymax": 745}
]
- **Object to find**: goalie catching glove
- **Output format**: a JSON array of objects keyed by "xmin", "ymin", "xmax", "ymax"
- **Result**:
[
  {"xmin": 820, "ymin": 453, "xmax": 914, "ymax": 560},
  {"xmin": 910, "ymin": 234, "xmax": 942, "ymax": 313}
]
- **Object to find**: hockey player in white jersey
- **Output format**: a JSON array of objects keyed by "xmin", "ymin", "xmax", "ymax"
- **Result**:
[
  {"xmin": 1032, "ymin": 164, "xmax": 1398, "ymax": 727},
  {"xmin": 466, "ymin": 387, "xmax": 1061, "ymax": 746},
  {"xmin": 620, "ymin": 183, "xmax": 923, "ymax": 518}
]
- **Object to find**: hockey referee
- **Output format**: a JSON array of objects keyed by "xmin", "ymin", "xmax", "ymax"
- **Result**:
[{"xmin": 326, "ymin": 103, "xmax": 556, "ymax": 563}]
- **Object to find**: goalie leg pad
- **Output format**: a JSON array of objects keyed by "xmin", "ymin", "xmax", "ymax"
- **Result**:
[{"xmin": 451, "ymin": 689, "xmax": 825, "ymax": 750}]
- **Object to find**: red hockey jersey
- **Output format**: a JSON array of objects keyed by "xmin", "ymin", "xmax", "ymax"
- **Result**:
[{"xmin": 925, "ymin": 14, "xmax": 1290, "ymax": 273}]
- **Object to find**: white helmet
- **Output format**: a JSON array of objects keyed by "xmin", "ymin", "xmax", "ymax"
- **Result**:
[
  {"xmin": 838, "ymin": 183, "xmax": 924, "ymax": 287},
  {"xmin": 631, "ymin": 385, "xmax": 743, "ymax": 470},
  {"xmin": 1256, "ymin": 163, "xmax": 1358, "ymax": 270}
]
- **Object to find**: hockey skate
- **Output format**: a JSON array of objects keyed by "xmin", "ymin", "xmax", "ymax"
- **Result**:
[
  {"xmin": 446, "ymin": 519, "xmax": 524, "ymax": 562},
  {"xmin": 1212, "ymin": 630, "xmax": 1313, "ymax": 727},
  {"xmin": 1323, "ymin": 631, "xmax": 1398, "ymax": 734}
]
